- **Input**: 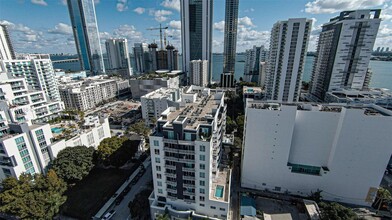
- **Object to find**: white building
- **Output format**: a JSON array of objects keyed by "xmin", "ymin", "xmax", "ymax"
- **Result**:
[
  {"xmin": 141, "ymin": 88, "xmax": 181, "ymax": 126},
  {"xmin": 1, "ymin": 54, "xmax": 61, "ymax": 101},
  {"xmin": 265, "ymin": 18, "xmax": 312, "ymax": 102},
  {"xmin": 241, "ymin": 100, "xmax": 392, "ymax": 206},
  {"xmin": 0, "ymin": 24, "xmax": 15, "ymax": 60},
  {"xmin": 0, "ymin": 74, "xmax": 64, "ymax": 123},
  {"xmin": 243, "ymin": 46, "xmax": 268, "ymax": 83},
  {"xmin": 59, "ymin": 76, "xmax": 129, "ymax": 111},
  {"xmin": 190, "ymin": 60, "xmax": 208, "ymax": 87},
  {"xmin": 181, "ymin": 0, "xmax": 213, "ymax": 82},
  {"xmin": 310, "ymin": 10, "xmax": 381, "ymax": 101},
  {"xmin": 325, "ymin": 88, "xmax": 392, "ymax": 109},
  {"xmin": 130, "ymin": 74, "xmax": 179, "ymax": 99},
  {"xmin": 105, "ymin": 38, "xmax": 133, "ymax": 77},
  {"xmin": 149, "ymin": 87, "xmax": 230, "ymax": 219},
  {"xmin": 258, "ymin": 61, "xmax": 267, "ymax": 88}
]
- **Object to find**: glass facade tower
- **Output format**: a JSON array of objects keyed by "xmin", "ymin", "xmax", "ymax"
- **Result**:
[{"xmin": 67, "ymin": 0, "xmax": 105, "ymax": 75}]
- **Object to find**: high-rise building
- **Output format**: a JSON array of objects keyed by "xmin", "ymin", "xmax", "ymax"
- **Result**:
[
  {"xmin": 386, "ymin": 47, "xmax": 390, "ymax": 52},
  {"xmin": 166, "ymin": 45, "xmax": 179, "ymax": 71},
  {"xmin": 243, "ymin": 45, "xmax": 268, "ymax": 83},
  {"xmin": 222, "ymin": 0, "xmax": 239, "ymax": 87},
  {"xmin": 265, "ymin": 18, "xmax": 312, "ymax": 102},
  {"xmin": 105, "ymin": 38, "xmax": 133, "ymax": 77},
  {"xmin": 148, "ymin": 43, "xmax": 158, "ymax": 72},
  {"xmin": 190, "ymin": 60, "xmax": 208, "ymax": 87},
  {"xmin": 1, "ymin": 54, "xmax": 61, "ymax": 102},
  {"xmin": 181, "ymin": 0, "xmax": 213, "ymax": 83},
  {"xmin": 133, "ymin": 43, "xmax": 149, "ymax": 74},
  {"xmin": 309, "ymin": 10, "xmax": 381, "ymax": 101},
  {"xmin": 67, "ymin": 0, "xmax": 105, "ymax": 75},
  {"xmin": 241, "ymin": 100, "xmax": 392, "ymax": 207},
  {"xmin": 149, "ymin": 86, "xmax": 230, "ymax": 219},
  {"xmin": 0, "ymin": 24, "xmax": 16, "ymax": 60}
]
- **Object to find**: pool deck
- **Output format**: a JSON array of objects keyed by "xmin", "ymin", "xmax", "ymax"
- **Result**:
[{"xmin": 210, "ymin": 169, "xmax": 231, "ymax": 202}]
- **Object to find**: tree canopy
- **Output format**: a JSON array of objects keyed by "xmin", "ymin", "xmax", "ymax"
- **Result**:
[
  {"xmin": 97, "ymin": 136, "xmax": 127, "ymax": 162},
  {"xmin": 319, "ymin": 202, "xmax": 357, "ymax": 220},
  {"xmin": 50, "ymin": 146, "xmax": 95, "ymax": 183},
  {"xmin": 127, "ymin": 120, "xmax": 151, "ymax": 138},
  {"xmin": 0, "ymin": 170, "xmax": 67, "ymax": 219}
]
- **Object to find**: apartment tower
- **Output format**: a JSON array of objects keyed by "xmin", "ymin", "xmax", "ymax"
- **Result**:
[{"xmin": 105, "ymin": 38, "xmax": 133, "ymax": 77}]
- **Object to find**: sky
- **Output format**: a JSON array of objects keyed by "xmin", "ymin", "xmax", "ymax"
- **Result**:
[{"xmin": 0, "ymin": 0, "xmax": 391, "ymax": 55}]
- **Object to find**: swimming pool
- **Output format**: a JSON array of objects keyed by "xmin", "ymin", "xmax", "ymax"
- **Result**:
[
  {"xmin": 215, "ymin": 185, "xmax": 224, "ymax": 198},
  {"xmin": 51, "ymin": 127, "xmax": 64, "ymax": 134}
]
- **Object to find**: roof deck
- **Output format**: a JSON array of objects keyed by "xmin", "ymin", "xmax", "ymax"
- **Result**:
[{"xmin": 210, "ymin": 169, "xmax": 231, "ymax": 203}]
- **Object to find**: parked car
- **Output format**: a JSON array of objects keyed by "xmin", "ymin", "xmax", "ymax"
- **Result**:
[{"xmin": 101, "ymin": 210, "xmax": 116, "ymax": 220}]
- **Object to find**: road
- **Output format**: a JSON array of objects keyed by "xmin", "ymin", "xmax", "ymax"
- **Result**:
[
  {"xmin": 111, "ymin": 164, "xmax": 153, "ymax": 220},
  {"xmin": 230, "ymin": 153, "xmax": 241, "ymax": 220}
]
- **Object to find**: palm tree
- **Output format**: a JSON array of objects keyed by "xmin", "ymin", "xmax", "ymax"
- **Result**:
[{"xmin": 375, "ymin": 187, "xmax": 392, "ymax": 213}]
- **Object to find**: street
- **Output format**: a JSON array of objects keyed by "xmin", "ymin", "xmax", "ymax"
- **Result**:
[{"xmin": 111, "ymin": 164, "xmax": 153, "ymax": 220}]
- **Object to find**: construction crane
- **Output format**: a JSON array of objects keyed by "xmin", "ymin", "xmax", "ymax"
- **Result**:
[{"xmin": 146, "ymin": 24, "xmax": 168, "ymax": 50}]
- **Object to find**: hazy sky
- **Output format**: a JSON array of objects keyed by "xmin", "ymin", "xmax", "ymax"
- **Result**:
[{"xmin": 0, "ymin": 0, "xmax": 391, "ymax": 54}]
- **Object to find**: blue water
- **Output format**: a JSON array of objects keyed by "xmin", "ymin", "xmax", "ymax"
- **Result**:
[
  {"xmin": 51, "ymin": 127, "xmax": 64, "ymax": 134},
  {"xmin": 215, "ymin": 185, "xmax": 224, "ymax": 198}
]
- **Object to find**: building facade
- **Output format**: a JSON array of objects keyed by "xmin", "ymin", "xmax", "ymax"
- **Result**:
[
  {"xmin": 133, "ymin": 43, "xmax": 149, "ymax": 74},
  {"xmin": 105, "ymin": 38, "xmax": 132, "ymax": 77},
  {"xmin": 243, "ymin": 46, "xmax": 268, "ymax": 83},
  {"xmin": 141, "ymin": 88, "xmax": 181, "ymax": 126},
  {"xmin": 222, "ymin": 0, "xmax": 239, "ymax": 88},
  {"xmin": 0, "ymin": 24, "xmax": 15, "ymax": 60},
  {"xmin": 67, "ymin": 0, "xmax": 105, "ymax": 75},
  {"xmin": 265, "ymin": 18, "xmax": 312, "ymax": 102},
  {"xmin": 167, "ymin": 45, "xmax": 179, "ymax": 71},
  {"xmin": 241, "ymin": 101, "xmax": 392, "ymax": 206},
  {"xmin": 190, "ymin": 60, "xmax": 208, "ymax": 87},
  {"xmin": 149, "ymin": 87, "xmax": 230, "ymax": 219},
  {"xmin": 181, "ymin": 0, "xmax": 213, "ymax": 83},
  {"xmin": 1, "ymin": 54, "xmax": 61, "ymax": 102},
  {"xmin": 309, "ymin": 10, "xmax": 381, "ymax": 101},
  {"xmin": 130, "ymin": 75, "xmax": 180, "ymax": 99}
]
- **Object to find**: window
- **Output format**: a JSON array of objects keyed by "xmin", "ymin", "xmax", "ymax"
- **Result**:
[
  {"xmin": 200, "ymin": 145, "xmax": 205, "ymax": 152},
  {"xmin": 200, "ymin": 164, "xmax": 205, "ymax": 170},
  {"xmin": 200, "ymin": 172, "xmax": 205, "ymax": 178},
  {"xmin": 200, "ymin": 203, "xmax": 205, "ymax": 207},
  {"xmin": 200, "ymin": 196, "xmax": 205, "ymax": 201},
  {"xmin": 220, "ymin": 208, "xmax": 225, "ymax": 211},
  {"xmin": 154, "ymin": 149, "xmax": 160, "ymax": 155},
  {"xmin": 158, "ymin": 189, "xmax": 163, "ymax": 194},
  {"xmin": 211, "ymin": 206, "xmax": 216, "ymax": 209},
  {"xmin": 200, "ymin": 188, "xmax": 205, "ymax": 194},
  {"xmin": 199, "ymin": 155, "xmax": 205, "ymax": 161},
  {"xmin": 184, "ymin": 132, "xmax": 192, "ymax": 141},
  {"xmin": 157, "ymin": 181, "xmax": 162, "ymax": 186},
  {"xmin": 157, "ymin": 174, "xmax": 162, "ymax": 179},
  {"xmin": 167, "ymin": 131, "xmax": 174, "ymax": 139},
  {"xmin": 153, "ymin": 140, "xmax": 159, "ymax": 146},
  {"xmin": 200, "ymin": 180, "xmax": 205, "ymax": 186},
  {"xmin": 155, "ymin": 157, "xmax": 160, "ymax": 163},
  {"xmin": 156, "ymin": 166, "xmax": 161, "ymax": 171}
]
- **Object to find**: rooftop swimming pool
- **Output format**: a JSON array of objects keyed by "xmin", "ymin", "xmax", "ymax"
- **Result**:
[
  {"xmin": 51, "ymin": 127, "xmax": 64, "ymax": 134},
  {"xmin": 215, "ymin": 185, "xmax": 224, "ymax": 198}
]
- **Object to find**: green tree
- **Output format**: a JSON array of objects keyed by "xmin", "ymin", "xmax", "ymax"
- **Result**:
[
  {"xmin": 97, "ymin": 136, "xmax": 127, "ymax": 161},
  {"xmin": 50, "ymin": 146, "xmax": 95, "ymax": 183},
  {"xmin": 319, "ymin": 202, "xmax": 357, "ymax": 220},
  {"xmin": 0, "ymin": 170, "xmax": 67, "ymax": 220},
  {"xmin": 374, "ymin": 187, "xmax": 392, "ymax": 212},
  {"xmin": 128, "ymin": 120, "xmax": 151, "ymax": 138},
  {"xmin": 236, "ymin": 115, "xmax": 245, "ymax": 137},
  {"xmin": 128, "ymin": 189, "xmax": 153, "ymax": 219},
  {"xmin": 156, "ymin": 214, "xmax": 170, "ymax": 220},
  {"xmin": 226, "ymin": 116, "xmax": 237, "ymax": 134}
]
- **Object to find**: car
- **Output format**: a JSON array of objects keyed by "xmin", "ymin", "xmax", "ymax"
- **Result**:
[
  {"xmin": 115, "ymin": 195, "xmax": 124, "ymax": 205},
  {"xmin": 101, "ymin": 210, "xmax": 116, "ymax": 220}
]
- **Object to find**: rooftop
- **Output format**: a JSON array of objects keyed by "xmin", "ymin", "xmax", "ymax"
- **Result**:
[
  {"xmin": 247, "ymin": 101, "xmax": 392, "ymax": 117},
  {"xmin": 243, "ymin": 86, "xmax": 263, "ymax": 94},
  {"xmin": 142, "ymin": 88, "xmax": 179, "ymax": 100},
  {"xmin": 209, "ymin": 169, "xmax": 230, "ymax": 203}
]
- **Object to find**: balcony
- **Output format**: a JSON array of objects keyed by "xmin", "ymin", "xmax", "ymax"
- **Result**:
[
  {"xmin": 167, "ymin": 195, "xmax": 177, "ymax": 200},
  {"xmin": 183, "ymin": 191, "xmax": 195, "ymax": 196},
  {"xmin": 164, "ymin": 156, "xmax": 178, "ymax": 162},
  {"xmin": 163, "ymin": 147, "xmax": 178, "ymax": 153},
  {"xmin": 182, "ymin": 167, "xmax": 195, "ymax": 172},
  {"xmin": 179, "ymin": 158, "xmax": 195, "ymax": 163},
  {"xmin": 167, "ymin": 188, "xmax": 177, "ymax": 194},
  {"xmin": 183, "ymin": 183, "xmax": 195, "ymax": 188},
  {"xmin": 166, "ymin": 180, "xmax": 177, "ymax": 186},
  {"xmin": 165, "ymin": 172, "xmax": 176, "ymax": 178},
  {"xmin": 164, "ymin": 164, "xmax": 176, "ymax": 170},
  {"xmin": 184, "ymin": 198, "xmax": 195, "ymax": 203},
  {"xmin": 178, "ymin": 149, "xmax": 195, "ymax": 154},
  {"xmin": 183, "ymin": 176, "xmax": 195, "ymax": 181}
]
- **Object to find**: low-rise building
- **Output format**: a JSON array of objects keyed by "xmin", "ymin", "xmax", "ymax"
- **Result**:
[
  {"xmin": 130, "ymin": 72, "xmax": 179, "ymax": 99},
  {"xmin": 149, "ymin": 87, "xmax": 230, "ymax": 219},
  {"xmin": 325, "ymin": 88, "xmax": 392, "ymax": 109},
  {"xmin": 241, "ymin": 100, "xmax": 392, "ymax": 206}
]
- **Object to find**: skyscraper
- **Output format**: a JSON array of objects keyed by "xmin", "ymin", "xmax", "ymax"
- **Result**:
[
  {"xmin": 0, "ymin": 24, "xmax": 16, "ymax": 60},
  {"xmin": 105, "ymin": 38, "xmax": 133, "ymax": 77},
  {"xmin": 309, "ymin": 10, "xmax": 381, "ymax": 101},
  {"xmin": 181, "ymin": 0, "xmax": 213, "ymax": 84},
  {"xmin": 221, "ymin": 0, "xmax": 239, "ymax": 87},
  {"xmin": 243, "ymin": 45, "xmax": 268, "ymax": 83},
  {"xmin": 67, "ymin": 0, "xmax": 105, "ymax": 75},
  {"xmin": 133, "ymin": 43, "xmax": 149, "ymax": 74},
  {"xmin": 265, "ymin": 18, "xmax": 312, "ymax": 102},
  {"xmin": 166, "ymin": 44, "xmax": 179, "ymax": 71}
]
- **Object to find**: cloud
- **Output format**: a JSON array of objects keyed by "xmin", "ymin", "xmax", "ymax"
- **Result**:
[
  {"xmin": 134, "ymin": 7, "xmax": 145, "ymax": 14},
  {"xmin": 150, "ymin": 9, "xmax": 173, "ymax": 22},
  {"xmin": 168, "ymin": 20, "xmax": 181, "ymax": 29},
  {"xmin": 305, "ymin": 0, "xmax": 387, "ymax": 14},
  {"xmin": 238, "ymin": 16, "xmax": 255, "ymax": 27},
  {"xmin": 382, "ymin": 4, "xmax": 392, "ymax": 20},
  {"xmin": 31, "ymin": 0, "xmax": 48, "ymax": 6},
  {"xmin": 116, "ymin": 0, "xmax": 128, "ymax": 12},
  {"xmin": 161, "ymin": 0, "xmax": 180, "ymax": 12},
  {"xmin": 214, "ymin": 21, "xmax": 225, "ymax": 32},
  {"xmin": 48, "ymin": 23, "xmax": 73, "ymax": 35},
  {"xmin": 244, "ymin": 8, "xmax": 255, "ymax": 13}
]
